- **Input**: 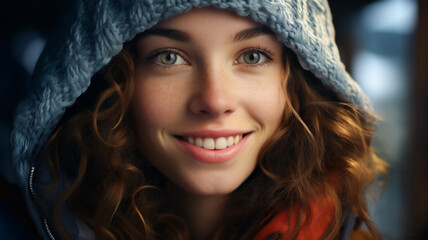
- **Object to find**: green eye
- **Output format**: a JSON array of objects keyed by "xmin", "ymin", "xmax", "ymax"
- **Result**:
[
  {"xmin": 151, "ymin": 50, "xmax": 187, "ymax": 66},
  {"xmin": 243, "ymin": 52, "xmax": 261, "ymax": 64},
  {"xmin": 235, "ymin": 50, "xmax": 270, "ymax": 65},
  {"xmin": 160, "ymin": 52, "xmax": 178, "ymax": 65}
]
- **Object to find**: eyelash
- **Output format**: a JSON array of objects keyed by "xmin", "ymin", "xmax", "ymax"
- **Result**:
[
  {"xmin": 236, "ymin": 47, "xmax": 274, "ymax": 67},
  {"xmin": 146, "ymin": 48, "xmax": 188, "ymax": 70},
  {"xmin": 146, "ymin": 47, "xmax": 274, "ymax": 70}
]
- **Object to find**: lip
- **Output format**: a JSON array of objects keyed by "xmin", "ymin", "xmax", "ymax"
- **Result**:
[
  {"xmin": 178, "ymin": 129, "xmax": 249, "ymax": 138},
  {"xmin": 174, "ymin": 130, "xmax": 252, "ymax": 164}
]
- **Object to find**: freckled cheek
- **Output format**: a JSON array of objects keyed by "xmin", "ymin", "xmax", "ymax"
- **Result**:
[
  {"xmin": 132, "ymin": 82, "xmax": 184, "ymax": 129},
  {"xmin": 247, "ymin": 82, "xmax": 286, "ymax": 128}
]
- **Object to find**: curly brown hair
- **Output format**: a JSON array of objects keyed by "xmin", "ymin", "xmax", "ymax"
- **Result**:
[{"xmin": 39, "ymin": 41, "xmax": 387, "ymax": 240}]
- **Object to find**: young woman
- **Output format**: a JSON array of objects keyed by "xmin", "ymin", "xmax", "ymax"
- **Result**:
[{"xmin": 10, "ymin": 1, "xmax": 387, "ymax": 239}]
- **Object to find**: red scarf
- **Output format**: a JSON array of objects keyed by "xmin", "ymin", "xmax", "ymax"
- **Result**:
[{"xmin": 253, "ymin": 195, "xmax": 335, "ymax": 240}]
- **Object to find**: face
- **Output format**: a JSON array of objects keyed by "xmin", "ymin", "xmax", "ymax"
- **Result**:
[{"xmin": 132, "ymin": 7, "xmax": 286, "ymax": 196}]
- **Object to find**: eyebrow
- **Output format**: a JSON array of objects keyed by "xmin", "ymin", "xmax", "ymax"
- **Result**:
[
  {"xmin": 139, "ymin": 26, "xmax": 275, "ymax": 43},
  {"xmin": 141, "ymin": 28, "xmax": 192, "ymax": 42},
  {"xmin": 233, "ymin": 26, "xmax": 275, "ymax": 42}
]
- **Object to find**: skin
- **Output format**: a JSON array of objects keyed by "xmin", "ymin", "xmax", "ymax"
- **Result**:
[{"xmin": 132, "ymin": 7, "xmax": 287, "ymax": 239}]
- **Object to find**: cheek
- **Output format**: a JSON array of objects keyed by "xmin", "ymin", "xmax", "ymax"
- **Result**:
[
  {"xmin": 134, "ymin": 87, "xmax": 167, "ymax": 126},
  {"xmin": 246, "ymin": 78, "xmax": 286, "ymax": 128},
  {"xmin": 132, "ymin": 81, "xmax": 183, "ymax": 130}
]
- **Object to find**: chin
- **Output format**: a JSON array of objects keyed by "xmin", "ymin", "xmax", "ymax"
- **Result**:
[{"xmin": 175, "ymin": 175, "xmax": 247, "ymax": 196}]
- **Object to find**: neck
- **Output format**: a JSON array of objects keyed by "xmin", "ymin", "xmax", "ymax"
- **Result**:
[{"xmin": 169, "ymin": 186, "xmax": 229, "ymax": 240}]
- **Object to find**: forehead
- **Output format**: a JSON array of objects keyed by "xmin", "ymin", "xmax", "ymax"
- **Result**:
[{"xmin": 155, "ymin": 7, "xmax": 264, "ymax": 38}]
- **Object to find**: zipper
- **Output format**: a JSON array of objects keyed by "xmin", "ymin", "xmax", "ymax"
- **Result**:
[{"xmin": 29, "ymin": 166, "xmax": 56, "ymax": 240}]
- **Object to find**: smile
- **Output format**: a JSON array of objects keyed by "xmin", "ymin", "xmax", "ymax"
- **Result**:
[
  {"xmin": 175, "ymin": 131, "xmax": 251, "ymax": 163},
  {"xmin": 185, "ymin": 135, "xmax": 243, "ymax": 150}
]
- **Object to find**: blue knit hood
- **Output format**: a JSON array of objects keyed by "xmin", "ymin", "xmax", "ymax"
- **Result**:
[{"xmin": 11, "ymin": 0, "xmax": 367, "ymax": 239}]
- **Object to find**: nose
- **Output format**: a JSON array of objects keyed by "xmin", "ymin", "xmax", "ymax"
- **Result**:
[{"xmin": 188, "ymin": 66, "xmax": 238, "ymax": 118}]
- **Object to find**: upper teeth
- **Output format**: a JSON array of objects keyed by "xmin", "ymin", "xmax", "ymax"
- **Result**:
[{"xmin": 187, "ymin": 135, "xmax": 243, "ymax": 150}]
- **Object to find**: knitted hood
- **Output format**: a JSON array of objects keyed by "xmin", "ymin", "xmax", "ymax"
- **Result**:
[{"xmin": 11, "ymin": 0, "xmax": 368, "ymax": 239}]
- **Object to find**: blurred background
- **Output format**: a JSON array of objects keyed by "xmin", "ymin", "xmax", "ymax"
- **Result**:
[{"xmin": 0, "ymin": 0, "xmax": 427, "ymax": 239}]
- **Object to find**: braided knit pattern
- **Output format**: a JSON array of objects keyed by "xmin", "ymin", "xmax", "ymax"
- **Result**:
[{"xmin": 11, "ymin": 0, "xmax": 374, "ymax": 192}]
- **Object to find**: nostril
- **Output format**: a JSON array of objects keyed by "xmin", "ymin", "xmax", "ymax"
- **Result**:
[
  {"xmin": 199, "ymin": 109, "xmax": 211, "ymax": 115},
  {"xmin": 187, "ymin": 83, "xmax": 238, "ymax": 117}
]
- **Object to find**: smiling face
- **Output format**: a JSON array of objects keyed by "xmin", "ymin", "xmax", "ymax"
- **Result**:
[{"xmin": 132, "ymin": 7, "xmax": 287, "ymax": 196}]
